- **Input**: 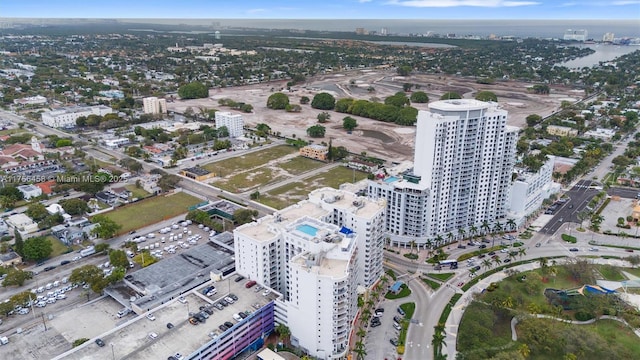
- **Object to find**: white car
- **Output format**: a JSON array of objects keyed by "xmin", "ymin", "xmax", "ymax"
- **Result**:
[
  {"xmin": 233, "ymin": 313, "xmax": 243, "ymax": 321},
  {"xmin": 224, "ymin": 296, "xmax": 235, "ymax": 304},
  {"xmin": 177, "ymin": 296, "xmax": 187, "ymax": 304},
  {"xmin": 146, "ymin": 313, "xmax": 156, "ymax": 321},
  {"xmin": 262, "ymin": 289, "xmax": 271, "ymax": 297},
  {"xmin": 148, "ymin": 332, "xmax": 158, "ymax": 340},
  {"xmin": 72, "ymin": 256, "xmax": 81, "ymax": 262}
]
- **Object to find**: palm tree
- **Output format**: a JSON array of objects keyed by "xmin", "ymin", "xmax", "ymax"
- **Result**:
[
  {"xmin": 425, "ymin": 239, "xmax": 434, "ymax": 258},
  {"xmin": 409, "ymin": 240, "xmax": 417, "ymax": 255},
  {"xmin": 353, "ymin": 341, "xmax": 367, "ymax": 360},
  {"xmin": 491, "ymin": 222, "xmax": 503, "ymax": 248},
  {"xmin": 506, "ymin": 218, "xmax": 517, "ymax": 233},
  {"xmin": 275, "ymin": 323, "xmax": 291, "ymax": 346},
  {"xmin": 470, "ymin": 225, "xmax": 478, "ymax": 240},
  {"xmin": 493, "ymin": 256, "xmax": 502, "ymax": 267},
  {"xmin": 434, "ymin": 322, "xmax": 446, "ymax": 334},
  {"xmin": 380, "ymin": 275, "xmax": 389, "ymax": 287},
  {"xmin": 538, "ymin": 257, "xmax": 548, "ymax": 273},
  {"xmin": 432, "ymin": 331, "xmax": 447, "ymax": 357},
  {"xmin": 508, "ymin": 252, "xmax": 517, "ymax": 263},
  {"xmin": 481, "ymin": 220, "xmax": 491, "ymax": 237},
  {"xmin": 446, "ymin": 232, "xmax": 454, "ymax": 245},
  {"xmin": 435, "ymin": 234, "xmax": 444, "ymax": 248},
  {"xmin": 356, "ymin": 327, "xmax": 366, "ymax": 340},
  {"xmin": 518, "ymin": 248, "xmax": 527, "ymax": 259},
  {"xmin": 458, "ymin": 228, "xmax": 466, "ymax": 247},
  {"xmin": 482, "ymin": 258, "xmax": 493, "ymax": 271},
  {"xmin": 361, "ymin": 308, "xmax": 371, "ymax": 324}
]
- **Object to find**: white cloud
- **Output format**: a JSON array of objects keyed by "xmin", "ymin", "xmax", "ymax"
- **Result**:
[
  {"xmin": 246, "ymin": 8, "xmax": 267, "ymax": 14},
  {"xmin": 385, "ymin": 0, "xmax": 540, "ymax": 7},
  {"xmin": 359, "ymin": 0, "xmax": 373, "ymax": 3},
  {"xmin": 611, "ymin": 0, "xmax": 640, "ymax": 4}
]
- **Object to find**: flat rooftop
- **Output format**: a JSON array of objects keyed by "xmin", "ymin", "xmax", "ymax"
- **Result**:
[
  {"xmin": 309, "ymin": 187, "xmax": 385, "ymax": 218},
  {"xmin": 124, "ymin": 236, "xmax": 235, "ymax": 311},
  {"xmin": 59, "ymin": 275, "xmax": 278, "ymax": 360}
]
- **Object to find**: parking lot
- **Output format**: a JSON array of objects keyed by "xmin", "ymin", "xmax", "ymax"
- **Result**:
[
  {"xmin": 365, "ymin": 301, "xmax": 407, "ymax": 360},
  {"xmin": 60, "ymin": 276, "xmax": 275, "ymax": 360}
]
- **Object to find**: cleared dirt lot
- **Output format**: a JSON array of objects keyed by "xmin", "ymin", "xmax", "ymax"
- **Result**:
[{"xmin": 169, "ymin": 69, "xmax": 578, "ymax": 162}]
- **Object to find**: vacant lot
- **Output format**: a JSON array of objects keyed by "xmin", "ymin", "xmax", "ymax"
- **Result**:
[
  {"xmin": 104, "ymin": 192, "xmax": 202, "ymax": 234},
  {"xmin": 202, "ymin": 145, "xmax": 297, "ymax": 175},
  {"xmin": 257, "ymin": 166, "xmax": 368, "ymax": 210}
]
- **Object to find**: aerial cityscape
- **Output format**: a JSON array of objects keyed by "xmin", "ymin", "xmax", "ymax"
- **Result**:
[{"xmin": 0, "ymin": 2, "xmax": 639, "ymax": 360}]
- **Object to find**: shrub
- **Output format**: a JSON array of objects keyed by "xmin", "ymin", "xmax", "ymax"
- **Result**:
[
  {"xmin": 72, "ymin": 338, "xmax": 89, "ymax": 347},
  {"xmin": 561, "ymin": 234, "xmax": 577, "ymax": 243},
  {"xmin": 575, "ymin": 311, "xmax": 595, "ymax": 321}
]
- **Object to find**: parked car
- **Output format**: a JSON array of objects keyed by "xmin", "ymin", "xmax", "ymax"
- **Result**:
[
  {"xmin": 235, "ymin": 275, "xmax": 245, "ymax": 282},
  {"xmin": 146, "ymin": 313, "xmax": 156, "ymax": 321},
  {"xmin": 148, "ymin": 332, "xmax": 158, "ymax": 340},
  {"xmin": 224, "ymin": 321, "xmax": 234, "ymax": 328},
  {"xmin": 95, "ymin": 338, "xmax": 105, "ymax": 347},
  {"xmin": 390, "ymin": 338, "xmax": 399, "ymax": 346},
  {"xmin": 569, "ymin": 248, "xmax": 579, "ymax": 252},
  {"xmin": 167, "ymin": 322, "xmax": 174, "ymax": 329}
]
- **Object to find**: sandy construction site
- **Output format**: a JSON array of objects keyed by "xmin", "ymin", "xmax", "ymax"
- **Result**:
[{"xmin": 168, "ymin": 69, "xmax": 582, "ymax": 162}]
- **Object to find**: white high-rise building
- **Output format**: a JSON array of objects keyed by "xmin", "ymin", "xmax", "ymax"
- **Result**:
[
  {"xmin": 564, "ymin": 29, "xmax": 588, "ymax": 42},
  {"xmin": 214, "ymin": 111, "xmax": 244, "ymax": 138},
  {"xmin": 234, "ymin": 188, "xmax": 385, "ymax": 359},
  {"xmin": 509, "ymin": 156, "xmax": 559, "ymax": 224},
  {"xmin": 142, "ymin": 97, "xmax": 167, "ymax": 114},
  {"xmin": 368, "ymin": 99, "xmax": 518, "ymax": 247}
]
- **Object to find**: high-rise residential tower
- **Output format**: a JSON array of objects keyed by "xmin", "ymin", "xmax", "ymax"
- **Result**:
[{"xmin": 368, "ymin": 99, "xmax": 518, "ymax": 247}]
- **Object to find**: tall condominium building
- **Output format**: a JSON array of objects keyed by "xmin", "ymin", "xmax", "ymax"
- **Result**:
[
  {"xmin": 215, "ymin": 111, "xmax": 244, "ymax": 138},
  {"xmin": 368, "ymin": 99, "xmax": 518, "ymax": 247},
  {"xmin": 41, "ymin": 105, "xmax": 113, "ymax": 128},
  {"xmin": 564, "ymin": 29, "xmax": 588, "ymax": 42},
  {"xmin": 234, "ymin": 188, "xmax": 385, "ymax": 359},
  {"xmin": 142, "ymin": 96, "xmax": 167, "ymax": 114}
]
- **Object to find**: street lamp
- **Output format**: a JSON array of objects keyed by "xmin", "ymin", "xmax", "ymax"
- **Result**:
[{"xmin": 110, "ymin": 343, "xmax": 115, "ymax": 360}]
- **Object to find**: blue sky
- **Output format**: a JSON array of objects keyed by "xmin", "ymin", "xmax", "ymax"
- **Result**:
[{"xmin": 2, "ymin": 0, "xmax": 639, "ymax": 19}]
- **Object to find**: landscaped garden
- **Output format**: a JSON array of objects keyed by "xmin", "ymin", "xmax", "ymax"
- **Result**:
[{"xmin": 456, "ymin": 260, "xmax": 640, "ymax": 359}]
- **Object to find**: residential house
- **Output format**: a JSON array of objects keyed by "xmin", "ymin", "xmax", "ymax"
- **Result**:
[
  {"xmin": 17, "ymin": 184, "xmax": 43, "ymax": 200},
  {"xmin": 0, "ymin": 251, "xmax": 22, "ymax": 266},
  {"xmin": 95, "ymin": 191, "xmax": 118, "ymax": 205},
  {"xmin": 111, "ymin": 187, "xmax": 132, "ymax": 200},
  {"xmin": 6, "ymin": 213, "xmax": 38, "ymax": 235}
]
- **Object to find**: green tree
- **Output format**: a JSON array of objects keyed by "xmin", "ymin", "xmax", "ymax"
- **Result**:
[
  {"xmin": 13, "ymin": 229, "xmax": 24, "ymax": 256},
  {"xmin": 2, "ymin": 268, "xmax": 33, "ymax": 287},
  {"xmin": 440, "ymin": 92, "xmax": 462, "ymax": 100},
  {"xmin": 306, "ymin": 125, "xmax": 326, "ymax": 138},
  {"xmin": 90, "ymin": 215, "xmax": 122, "ymax": 239},
  {"xmin": 266, "ymin": 92, "xmax": 290, "ymax": 110},
  {"xmin": 385, "ymin": 92, "xmax": 410, "ymax": 107},
  {"xmin": 70, "ymin": 264, "xmax": 103, "ymax": 285},
  {"xmin": 311, "ymin": 92, "xmax": 336, "ymax": 110},
  {"xmin": 403, "ymin": 83, "xmax": 413, "ymax": 92},
  {"xmin": 22, "ymin": 236, "xmax": 53, "ymax": 262},
  {"xmin": 275, "ymin": 323, "xmax": 291, "ymax": 345},
  {"xmin": 526, "ymin": 114, "xmax": 543, "ymax": 127},
  {"xmin": 397, "ymin": 65, "xmax": 412, "ymax": 76},
  {"xmin": 300, "ymin": 96, "xmax": 310, "ymax": 104},
  {"xmin": 317, "ymin": 112, "xmax": 331, "ymax": 123},
  {"xmin": 410, "ymin": 91, "xmax": 429, "ymax": 103},
  {"xmin": 475, "ymin": 91, "xmax": 498, "ymax": 102},
  {"xmin": 25, "ymin": 203, "xmax": 48, "ymax": 222},
  {"xmin": 60, "ymin": 198, "xmax": 90, "ymax": 216},
  {"xmin": 343, "ymin": 116, "xmax": 358, "ymax": 131},
  {"xmin": 233, "ymin": 209, "xmax": 258, "ymax": 225},
  {"xmin": 178, "ymin": 81, "xmax": 208, "ymax": 99},
  {"xmin": 109, "ymin": 249, "xmax": 129, "ymax": 269}
]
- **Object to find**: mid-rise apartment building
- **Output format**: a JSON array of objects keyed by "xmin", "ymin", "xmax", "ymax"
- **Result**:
[
  {"xmin": 509, "ymin": 156, "xmax": 559, "ymax": 223},
  {"xmin": 41, "ymin": 105, "xmax": 113, "ymax": 128},
  {"xmin": 234, "ymin": 187, "xmax": 385, "ymax": 359},
  {"xmin": 142, "ymin": 96, "xmax": 167, "ymax": 114},
  {"xmin": 215, "ymin": 111, "xmax": 244, "ymax": 138},
  {"xmin": 368, "ymin": 99, "xmax": 518, "ymax": 247}
]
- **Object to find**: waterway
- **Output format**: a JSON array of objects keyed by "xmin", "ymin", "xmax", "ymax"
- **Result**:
[{"xmin": 557, "ymin": 44, "xmax": 640, "ymax": 68}]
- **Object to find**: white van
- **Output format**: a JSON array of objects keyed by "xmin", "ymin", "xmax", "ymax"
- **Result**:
[
  {"xmin": 53, "ymin": 281, "xmax": 60, "ymax": 287},
  {"xmin": 187, "ymin": 230, "xmax": 192, "ymax": 236},
  {"xmin": 171, "ymin": 224, "xmax": 179, "ymax": 230},
  {"xmin": 198, "ymin": 224, "xmax": 204, "ymax": 229},
  {"xmin": 45, "ymin": 283, "xmax": 53, "ymax": 290},
  {"xmin": 37, "ymin": 286, "xmax": 44, "ymax": 293},
  {"xmin": 62, "ymin": 277, "xmax": 68, "ymax": 284},
  {"xmin": 186, "ymin": 220, "xmax": 192, "ymax": 225}
]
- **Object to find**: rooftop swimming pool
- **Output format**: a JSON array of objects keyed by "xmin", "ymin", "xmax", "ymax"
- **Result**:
[
  {"xmin": 297, "ymin": 224, "xmax": 318, "ymax": 236},
  {"xmin": 384, "ymin": 176, "xmax": 399, "ymax": 183}
]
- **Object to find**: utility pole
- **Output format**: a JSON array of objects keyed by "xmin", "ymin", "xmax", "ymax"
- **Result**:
[{"xmin": 41, "ymin": 313, "xmax": 47, "ymax": 331}]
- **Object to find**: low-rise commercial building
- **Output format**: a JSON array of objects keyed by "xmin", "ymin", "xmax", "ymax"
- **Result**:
[
  {"xmin": 299, "ymin": 144, "xmax": 328, "ymax": 161},
  {"xmin": 41, "ymin": 105, "xmax": 113, "ymax": 128}
]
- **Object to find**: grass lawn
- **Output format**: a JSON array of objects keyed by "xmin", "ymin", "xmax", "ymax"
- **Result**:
[
  {"xmin": 103, "ymin": 192, "xmax": 201, "ymax": 234},
  {"xmin": 48, "ymin": 236, "xmax": 72, "ymax": 258},
  {"xmin": 421, "ymin": 277, "xmax": 441, "ymax": 290},
  {"xmin": 596, "ymin": 264, "xmax": 625, "ymax": 281},
  {"xmin": 427, "ymin": 272, "xmax": 455, "ymax": 281},
  {"xmin": 590, "ymin": 319, "xmax": 640, "ymax": 359},
  {"xmin": 0, "ymin": 128, "xmax": 28, "ymax": 136},
  {"xmin": 124, "ymin": 185, "xmax": 150, "ymax": 199},
  {"xmin": 622, "ymin": 267, "xmax": 640, "ymax": 277},
  {"xmin": 277, "ymin": 157, "xmax": 326, "ymax": 176},
  {"xmin": 202, "ymin": 145, "xmax": 297, "ymax": 175}
]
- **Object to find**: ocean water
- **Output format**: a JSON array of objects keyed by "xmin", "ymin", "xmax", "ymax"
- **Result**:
[{"xmin": 116, "ymin": 19, "xmax": 640, "ymax": 40}]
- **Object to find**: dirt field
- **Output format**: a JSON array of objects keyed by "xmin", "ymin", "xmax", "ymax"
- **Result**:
[{"xmin": 168, "ymin": 69, "xmax": 582, "ymax": 162}]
